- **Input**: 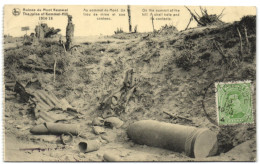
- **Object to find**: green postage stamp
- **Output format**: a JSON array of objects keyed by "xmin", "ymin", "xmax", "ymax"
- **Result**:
[{"xmin": 215, "ymin": 81, "xmax": 254, "ymax": 125}]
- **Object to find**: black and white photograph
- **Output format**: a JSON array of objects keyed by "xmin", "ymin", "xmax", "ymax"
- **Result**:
[{"xmin": 3, "ymin": 5, "xmax": 257, "ymax": 161}]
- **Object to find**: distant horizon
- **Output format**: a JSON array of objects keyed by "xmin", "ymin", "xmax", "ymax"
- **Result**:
[
  {"xmin": 4, "ymin": 5, "xmax": 256, "ymax": 37},
  {"xmin": 4, "ymin": 15, "xmax": 256, "ymax": 38}
]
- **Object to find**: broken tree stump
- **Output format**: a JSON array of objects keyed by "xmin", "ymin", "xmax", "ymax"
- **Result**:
[
  {"xmin": 65, "ymin": 15, "xmax": 74, "ymax": 51},
  {"xmin": 35, "ymin": 24, "xmax": 44, "ymax": 39},
  {"xmin": 151, "ymin": 13, "xmax": 155, "ymax": 32},
  {"xmin": 127, "ymin": 5, "xmax": 132, "ymax": 33},
  {"xmin": 35, "ymin": 23, "xmax": 61, "ymax": 39}
]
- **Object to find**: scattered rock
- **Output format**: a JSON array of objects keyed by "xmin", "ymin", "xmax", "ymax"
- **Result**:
[
  {"xmin": 207, "ymin": 140, "xmax": 256, "ymax": 161},
  {"xmin": 92, "ymin": 126, "xmax": 105, "ymax": 135},
  {"xmin": 78, "ymin": 153, "xmax": 86, "ymax": 158},
  {"xmin": 30, "ymin": 135, "xmax": 58, "ymax": 144},
  {"xmin": 60, "ymin": 133, "xmax": 74, "ymax": 145},
  {"xmin": 5, "ymin": 112, "xmax": 10, "ymax": 117},
  {"xmin": 7, "ymin": 120, "xmax": 14, "ymax": 124},
  {"xmin": 15, "ymin": 125, "xmax": 22, "ymax": 129},
  {"xmin": 100, "ymin": 130, "xmax": 117, "ymax": 142},
  {"xmin": 103, "ymin": 153, "xmax": 121, "ymax": 161},
  {"xmin": 104, "ymin": 117, "xmax": 123, "ymax": 128},
  {"xmin": 92, "ymin": 117, "xmax": 104, "ymax": 126}
]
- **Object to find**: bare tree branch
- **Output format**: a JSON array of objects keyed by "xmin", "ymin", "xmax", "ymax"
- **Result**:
[
  {"xmin": 217, "ymin": 8, "xmax": 225, "ymax": 19},
  {"xmin": 199, "ymin": 6, "xmax": 204, "ymax": 15},
  {"xmin": 185, "ymin": 6, "xmax": 206, "ymax": 26},
  {"xmin": 204, "ymin": 8, "xmax": 209, "ymax": 16},
  {"xmin": 244, "ymin": 25, "xmax": 250, "ymax": 50},
  {"xmin": 194, "ymin": 9, "xmax": 200, "ymax": 17},
  {"xmin": 185, "ymin": 16, "xmax": 193, "ymax": 30},
  {"xmin": 237, "ymin": 27, "xmax": 243, "ymax": 59}
]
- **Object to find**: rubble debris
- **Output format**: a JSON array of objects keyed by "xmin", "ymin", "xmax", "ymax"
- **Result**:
[
  {"xmin": 5, "ymin": 90, "xmax": 16, "ymax": 95},
  {"xmin": 157, "ymin": 24, "xmax": 178, "ymax": 35},
  {"xmin": 104, "ymin": 117, "xmax": 123, "ymax": 129},
  {"xmin": 29, "ymin": 135, "xmax": 58, "ymax": 144},
  {"xmin": 100, "ymin": 131, "xmax": 117, "ymax": 143},
  {"xmin": 19, "ymin": 147, "xmax": 65, "ymax": 152},
  {"xmin": 142, "ymin": 34, "xmax": 150, "ymax": 40},
  {"xmin": 60, "ymin": 133, "xmax": 74, "ymax": 145},
  {"xmin": 6, "ymin": 80, "xmax": 77, "ymax": 123},
  {"xmin": 103, "ymin": 153, "xmax": 121, "ymax": 161},
  {"xmin": 14, "ymin": 81, "xmax": 33, "ymax": 102},
  {"xmin": 127, "ymin": 120, "xmax": 218, "ymax": 158},
  {"xmin": 163, "ymin": 110, "xmax": 192, "ymax": 122},
  {"xmin": 38, "ymin": 111, "xmax": 57, "ymax": 122},
  {"xmin": 5, "ymin": 90, "xmax": 16, "ymax": 100},
  {"xmin": 18, "ymin": 54, "xmax": 62, "ymax": 75},
  {"xmin": 92, "ymin": 126, "xmax": 105, "ymax": 135},
  {"xmin": 35, "ymin": 23, "xmax": 61, "ymax": 39},
  {"xmin": 30, "ymin": 123, "xmax": 80, "ymax": 135},
  {"xmin": 5, "ymin": 81, "xmax": 16, "ymax": 91},
  {"xmin": 20, "ymin": 63, "xmax": 62, "ymax": 75},
  {"xmin": 99, "ymin": 69, "xmax": 137, "ymax": 114},
  {"xmin": 29, "ymin": 89, "xmax": 77, "ymax": 121},
  {"xmin": 92, "ymin": 117, "xmax": 104, "ymax": 126},
  {"xmin": 6, "ymin": 80, "xmax": 74, "ymax": 112},
  {"xmin": 26, "ymin": 79, "xmax": 42, "ymax": 90},
  {"xmin": 100, "ymin": 134, "xmax": 110, "ymax": 143},
  {"xmin": 32, "ymin": 90, "xmax": 72, "ymax": 111},
  {"xmin": 78, "ymin": 140, "xmax": 100, "ymax": 153}
]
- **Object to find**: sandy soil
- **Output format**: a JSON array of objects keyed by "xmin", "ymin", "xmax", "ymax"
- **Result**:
[{"xmin": 4, "ymin": 17, "xmax": 256, "ymax": 161}]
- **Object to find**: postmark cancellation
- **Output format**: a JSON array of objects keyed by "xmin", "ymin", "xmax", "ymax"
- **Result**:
[{"xmin": 215, "ymin": 81, "xmax": 253, "ymax": 125}]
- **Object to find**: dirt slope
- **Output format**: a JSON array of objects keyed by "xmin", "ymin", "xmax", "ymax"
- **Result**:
[{"xmin": 4, "ymin": 16, "xmax": 256, "ymax": 161}]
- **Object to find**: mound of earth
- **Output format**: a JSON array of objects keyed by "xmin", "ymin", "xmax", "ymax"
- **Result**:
[{"xmin": 4, "ymin": 16, "xmax": 256, "ymax": 161}]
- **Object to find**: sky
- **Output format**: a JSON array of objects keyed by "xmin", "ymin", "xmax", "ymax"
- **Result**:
[{"xmin": 4, "ymin": 5, "xmax": 256, "ymax": 37}]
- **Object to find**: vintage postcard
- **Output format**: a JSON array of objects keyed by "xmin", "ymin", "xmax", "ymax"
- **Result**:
[{"xmin": 3, "ymin": 5, "xmax": 256, "ymax": 161}]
